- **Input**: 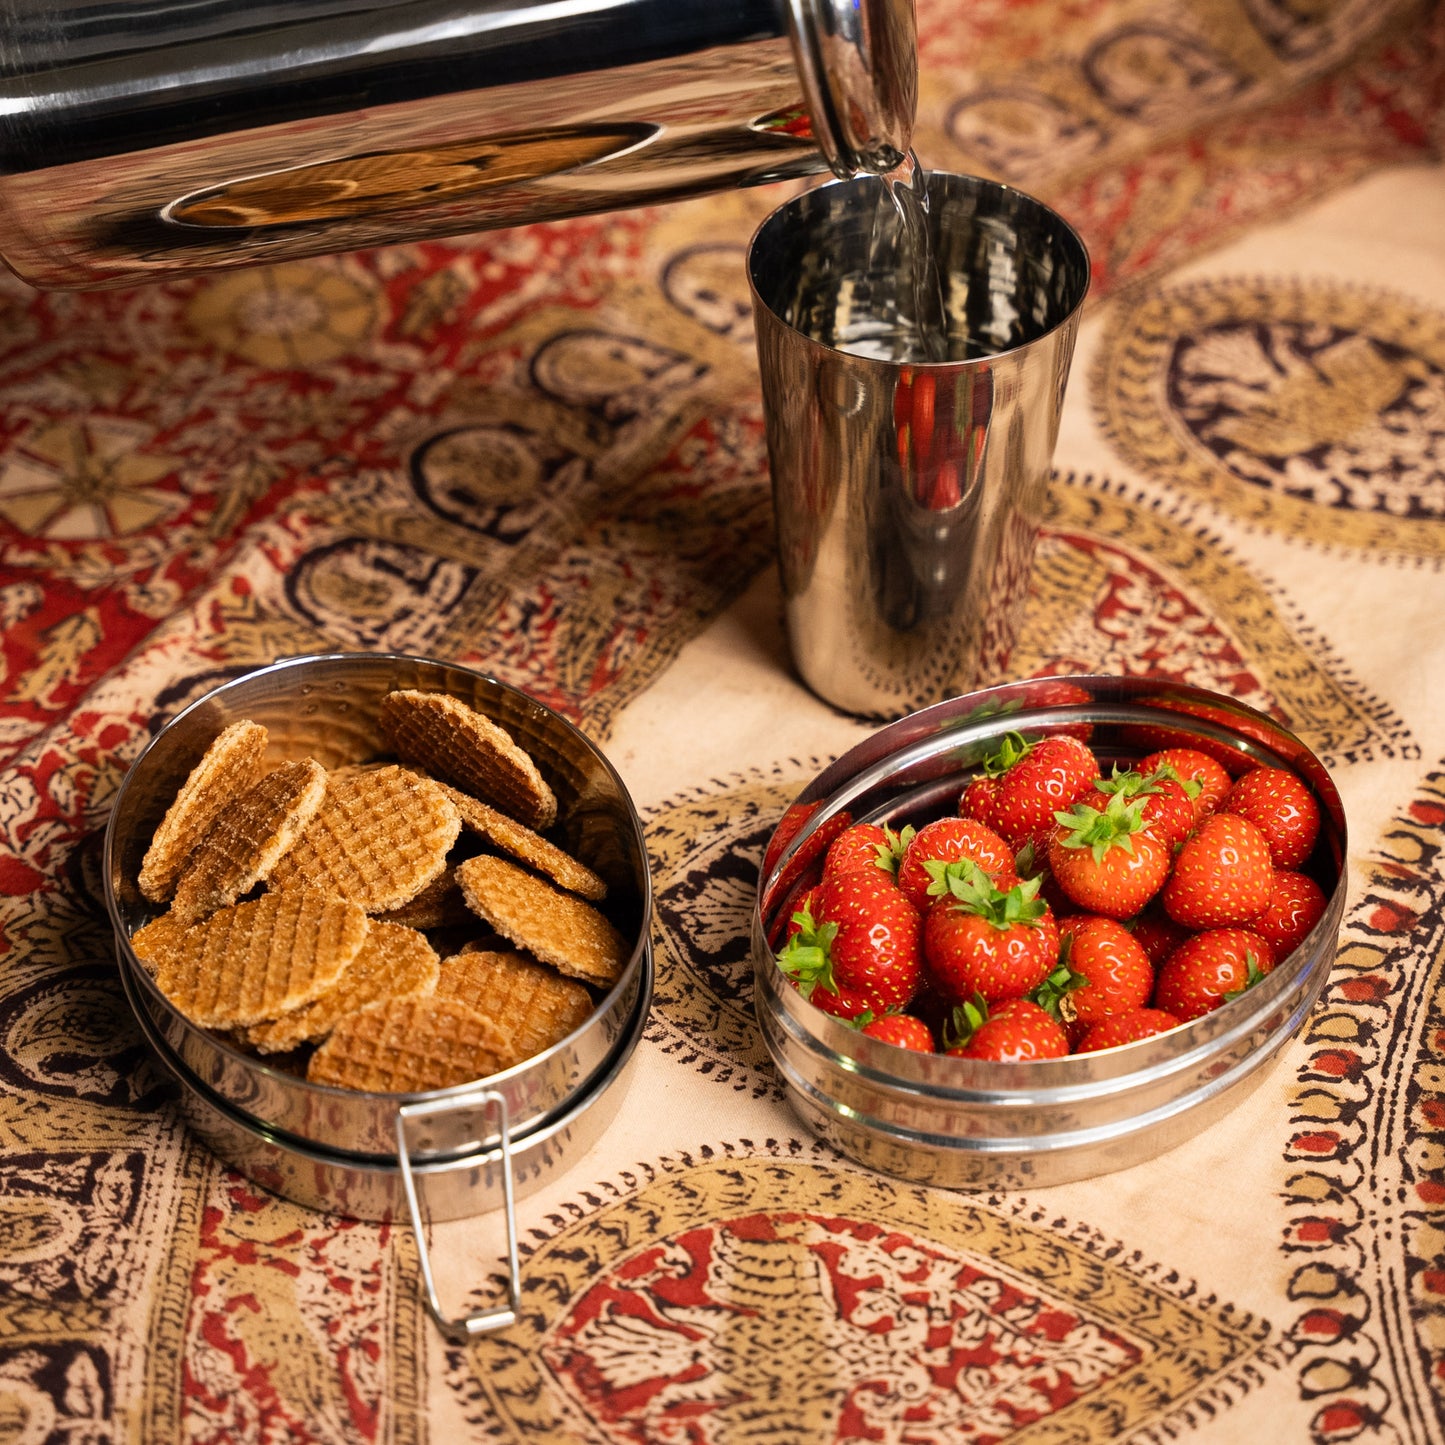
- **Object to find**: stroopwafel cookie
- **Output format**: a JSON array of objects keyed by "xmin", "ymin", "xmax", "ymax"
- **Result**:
[
  {"xmin": 437, "ymin": 782, "xmax": 606, "ymax": 900},
  {"xmin": 247, "ymin": 920, "xmax": 441, "ymax": 1053},
  {"xmin": 142, "ymin": 886, "xmax": 369, "ymax": 1028},
  {"xmin": 138, "ymin": 720, "xmax": 269, "ymax": 903},
  {"xmin": 306, "ymin": 995, "xmax": 519, "ymax": 1092},
  {"xmin": 170, "ymin": 758, "xmax": 327, "ymax": 923},
  {"xmin": 373, "ymin": 864, "xmax": 472, "ymax": 930},
  {"xmin": 456, "ymin": 855, "xmax": 628, "ymax": 986},
  {"xmin": 435, "ymin": 947, "xmax": 593, "ymax": 1060},
  {"xmin": 268, "ymin": 764, "xmax": 461, "ymax": 913},
  {"xmin": 130, "ymin": 912, "xmax": 188, "ymax": 973},
  {"xmin": 379, "ymin": 690, "xmax": 557, "ymax": 830}
]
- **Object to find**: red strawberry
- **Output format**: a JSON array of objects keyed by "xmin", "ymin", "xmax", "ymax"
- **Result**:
[
  {"xmin": 775, "ymin": 871, "xmax": 922, "ymax": 1020},
  {"xmin": 946, "ymin": 997, "xmax": 1069, "ymax": 1062},
  {"xmin": 1011, "ymin": 824, "xmax": 1077, "ymax": 919},
  {"xmin": 1087, "ymin": 765, "xmax": 1198, "ymax": 848},
  {"xmin": 858, "ymin": 1012, "xmax": 935, "ymax": 1052},
  {"xmin": 922, "ymin": 871, "xmax": 1060, "ymax": 1005},
  {"xmin": 1162, "ymin": 813, "xmax": 1274, "ymax": 929},
  {"xmin": 1127, "ymin": 911, "xmax": 1192, "ymax": 968},
  {"xmin": 1253, "ymin": 870, "xmax": 1328, "ymax": 958},
  {"xmin": 1138, "ymin": 748, "xmax": 1231, "ymax": 825},
  {"xmin": 824, "ymin": 821, "xmax": 913, "ymax": 880},
  {"xmin": 1076, "ymin": 1007, "xmax": 1181, "ymax": 1053},
  {"xmin": 897, "ymin": 816, "xmax": 1017, "ymax": 910},
  {"xmin": 958, "ymin": 774, "xmax": 1004, "ymax": 834},
  {"xmin": 1043, "ymin": 915, "xmax": 1154, "ymax": 1036},
  {"xmin": 1046, "ymin": 795, "xmax": 1171, "ymax": 920},
  {"xmin": 1153, "ymin": 928, "xmax": 1274, "ymax": 1022},
  {"xmin": 960, "ymin": 731, "xmax": 1100, "ymax": 847},
  {"xmin": 1221, "ymin": 767, "xmax": 1321, "ymax": 869},
  {"xmin": 762, "ymin": 803, "xmax": 853, "ymax": 910}
]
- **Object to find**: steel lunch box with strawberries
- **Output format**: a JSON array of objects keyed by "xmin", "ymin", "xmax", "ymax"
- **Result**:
[{"xmin": 751, "ymin": 674, "xmax": 1347, "ymax": 1189}]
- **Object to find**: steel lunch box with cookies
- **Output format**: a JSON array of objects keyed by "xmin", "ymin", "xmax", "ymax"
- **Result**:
[
  {"xmin": 104, "ymin": 652, "xmax": 652, "ymax": 1338},
  {"xmin": 752, "ymin": 674, "xmax": 1348, "ymax": 1190}
]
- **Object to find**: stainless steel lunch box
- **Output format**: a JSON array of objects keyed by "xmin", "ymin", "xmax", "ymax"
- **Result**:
[
  {"xmin": 104, "ymin": 652, "xmax": 653, "ymax": 1337},
  {"xmin": 752, "ymin": 674, "xmax": 1348, "ymax": 1190}
]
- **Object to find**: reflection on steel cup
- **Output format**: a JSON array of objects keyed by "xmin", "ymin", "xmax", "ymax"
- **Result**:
[{"xmin": 747, "ymin": 172, "xmax": 1090, "ymax": 718}]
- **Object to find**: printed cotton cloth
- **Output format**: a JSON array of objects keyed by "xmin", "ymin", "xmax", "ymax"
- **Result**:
[{"xmin": 3, "ymin": 1, "xmax": 1445, "ymax": 1441}]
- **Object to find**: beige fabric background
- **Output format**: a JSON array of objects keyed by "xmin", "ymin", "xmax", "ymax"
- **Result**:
[{"xmin": 2, "ymin": 1, "xmax": 1444, "ymax": 1441}]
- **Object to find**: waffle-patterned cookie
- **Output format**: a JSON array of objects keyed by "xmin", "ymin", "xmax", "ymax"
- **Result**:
[
  {"xmin": 170, "ymin": 758, "xmax": 327, "ymax": 923},
  {"xmin": 456, "ymin": 855, "xmax": 628, "ymax": 986},
  {"xmin": 247, "ymin": 920, "xmax": 440, "ymax": 1053},
  {"xmin": 306, "ymin": 996, "xmax": 519, "ymax": 1092},
  {"xmin": 130, "ymin": 912, "xmax": 188, "ymax": 973},
  {"xmin": 373, "ymin": 864, "xmax": 472, "ymax": 930},
  {"xmin": 268, "ymin": 764, "xmax": 461, "ymax": 913},
  {"xmin": 437, "ymin": 781, "xmax": 606, "ymax": 900},
  {"xmin": 379, "ymin": 690, "xmax": 557, "ymax": 830},
  {"xmin": 143, "ymin": 887, "xmax": 369, "ymax": 1028},
  {"xmin": 138, "ymin": 720, "xmax": 269, "ymax": 903},
  {"xmin": 435, "ymin": 947, "xmax": 593, "ymax": 1060}
]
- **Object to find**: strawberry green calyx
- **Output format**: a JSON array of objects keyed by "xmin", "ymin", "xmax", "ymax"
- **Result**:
[
  {"xmin": 1029, "ymin": 952, "xmax": 1085, "ymax": 1023},
  {"xmin": 1223, "ymin": 951, "xmax": 1268, "ymax": 1001},
  {"xmin": 1139, "ymin": 760, "xmax": 1202, "ymax": 800},
  {"xmin": 873, "ymin": 823, "xmax": 916, "ymax": 874},
  {"xmin": 1014, "ymin": 837, "xmax": 1047, "ymax": 881},
  {"xmin": 1092, "ymin": 765, "xmax": 1152, "ymax": 801},
  {"xmin": 1053, "ymin": 793, "xmax": 1148, "ymax": 862},
  {"xmin": 939, "ymin": 867, "xmax": 1047, "ymax": 929},
  {"xmin": 943, "ymin": 995, "xmax": 990, "ymax": 1050},
  {"xmin": 922, "ymin": 854, "xmax": 990, "ymax": 899},
  {"xmin": 1093, "ymin": 762, "xmax": 1202, "ymax": 803},
  {"xmin": 979, "ymin": 731, "xmax": 1034, "ymax": 779},
  {"xmin": 775, "ymin": 905, "xmax": 839, "ymax": 999}
]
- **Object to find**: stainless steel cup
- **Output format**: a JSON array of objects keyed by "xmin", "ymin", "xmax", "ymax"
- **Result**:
[{"xmin": 747, "ymin": 171, "xmax": 1089, "ymax": 718}]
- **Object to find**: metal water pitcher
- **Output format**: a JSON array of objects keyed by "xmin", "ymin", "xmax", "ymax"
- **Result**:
[{"xmin": 0, "ymin": 0, "xmax": 916, "ymax": 289}]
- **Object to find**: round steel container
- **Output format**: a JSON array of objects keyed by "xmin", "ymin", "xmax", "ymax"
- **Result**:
[
  {"xmin": 751, "ymin": 674, "xmax": 1347, "ymax": 1190},
  {"xmin": 105, "ymin": 652, "xmax": 652, "ymax": 1171},
  {"xmin": 118, "ymin": 928, "xmax": 652, "ymax": 1224}
]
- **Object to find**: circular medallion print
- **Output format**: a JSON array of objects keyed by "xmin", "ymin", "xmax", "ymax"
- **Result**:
[
  {"xmin": 462, "ymin": 1157, "xmax": 1276, "ymax": 1442},
  {"xmin": 0, "ymin": 418, "xmax": 181, "ymax": 540},
  {"xmin": 0, "ymin": 970, "xmax": 158, "ymax": 1106},
  {"xmin": 1094, "ymin": 278, "xmax": 1445, "ymax": 555},
  {"xmin": 185, "ymin": 261, "xmax": 379, "ymax": 368},
  {"xmin": 284, "ymin": 537, "xmax": 475, "ymax": 651},
  {"xmin": 644, "ymin": 776, "xmax": 807, "ymax": 1092},
  {"xmin": 660, "ymin": 244, "xmax": 753, "ymax": 341},
  {"xmin": 409, "ymin": 424, "xmax": 549, "ymax": 540}
]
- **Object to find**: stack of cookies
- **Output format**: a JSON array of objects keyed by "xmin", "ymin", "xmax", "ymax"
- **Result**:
[{"xmin": 130, "ymin": 689, "xmax": 629, "ymax": 1093}]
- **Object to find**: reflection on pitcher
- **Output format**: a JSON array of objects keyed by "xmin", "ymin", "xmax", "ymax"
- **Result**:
[
  {"xmin": 163, "ymin": 127, "xmax": 660, "ymax": 229},
  {"xmin": 0, "ymin": 0, "xmax": 916, "ymax": 289}
]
